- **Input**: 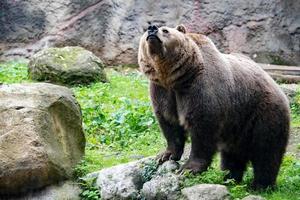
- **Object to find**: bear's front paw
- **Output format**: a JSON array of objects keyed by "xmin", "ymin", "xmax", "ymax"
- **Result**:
[
  {"xmin": 178, "ymin": 159, "xmax": 208, "ymax": 174},
  {"xmin": 156, "ymin": 149, "xmax": 182, "ymax": 165}
]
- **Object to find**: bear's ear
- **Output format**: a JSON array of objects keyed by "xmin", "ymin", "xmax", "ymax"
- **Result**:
[{"xmin": 176, "ymin": 24, "xmax": 186, "ymax": 34}]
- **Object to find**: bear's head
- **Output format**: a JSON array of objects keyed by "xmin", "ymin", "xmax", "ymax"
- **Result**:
[
  {"xmin": 138, "ymin": 24, "xmax": 204, "ymax": 87},
  {"xmin": 139, "ymin": 24, "xmax": 187, "ymax": 59}
]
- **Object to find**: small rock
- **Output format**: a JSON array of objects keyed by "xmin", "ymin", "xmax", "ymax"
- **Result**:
[
  {"xmin": 181, "ymin": 184, "xmax": 230, "ymax": 200},
  {"xmin": 141, "ymin": 173, "xmax": 180, "ymax": 200},
  {"xmin": 157, "ymin": 160, "xmax": 180, "ymax": 175},
  {"xmin": 28, "ymin": 46, "xmax": 107, "ymax": 85},
  {"xmin": 242, "ymin": 195, "xmax": 266, "ymax": 200},
  {"xmin": 94, "ymin": 157, "xmax": 154, "ymax": 200}
]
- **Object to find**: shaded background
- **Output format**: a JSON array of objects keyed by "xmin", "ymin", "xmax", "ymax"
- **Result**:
[{"xmin": 0, "ymin": 0, "xmax": 299, "ymax": 65}]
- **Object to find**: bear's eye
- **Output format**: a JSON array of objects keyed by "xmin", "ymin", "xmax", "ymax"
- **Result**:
[{"xmin": 162, "ymin": 29, "xmax": 169, "ymax": 34}]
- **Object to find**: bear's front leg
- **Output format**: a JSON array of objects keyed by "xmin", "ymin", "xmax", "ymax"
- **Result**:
[
  {"xmin": 155, "ymin": 114, "xmax": 186, "ymax": 164},
  {"xmin": 150, "ymin": 82, "xmax": 186, "ymax": 164},
  {"xmin": 179, "ymin": 123, "xmax": 217, "ymax": 174}
]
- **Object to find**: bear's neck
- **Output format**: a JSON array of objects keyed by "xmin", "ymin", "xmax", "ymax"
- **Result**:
[{"xmin": 152, "ymin": 40, "xmax": 204, "ymax": 90}]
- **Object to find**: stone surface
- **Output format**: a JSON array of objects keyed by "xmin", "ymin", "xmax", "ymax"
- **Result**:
[
  {"xmin": 141, "ymin": 173, "xmax": 180, "ymax": 200},
  {"xmin": 8, "ymin": 181, "xmax": 81, "ymax": 200},
  {"xmin": 95, "ymin": 157, "xmax": 154, "ymax": 200},
  {"xmin": 28, "ymin": 46, "xmax": 107, "ymax": 85},
  {"xmin": 242, "ymin": 195, "xmax": 266, "ymax": 200},
  {"xmin": 0, "ymin": 0, "xmax": 299, "ymax": 65},
  {"xmin": 0, "ymin": 83, "xmax": 85, "ymax": 195},
  {"xmin": 90, "ymin": 158, "xmax": 183, "ymax": 200},
  {"xmin": 140, "ymin": 160, "xmax": 181, "ymax": 199},
  {"xmin": 181, "ymin": 184, "xmax": 230, "ymax": 200},
  {"xmin": 156, "ymin": 160, "xmax": 180, "ymax": 175}
]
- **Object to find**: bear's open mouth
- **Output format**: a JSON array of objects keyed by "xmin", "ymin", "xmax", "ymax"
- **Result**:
[{"xmin": 146, "ymin": 35, "xmax": 162, "ymax": 43}]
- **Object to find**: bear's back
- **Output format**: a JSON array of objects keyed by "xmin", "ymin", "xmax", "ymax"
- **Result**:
[{"xmin": 187, "ymin": 32, "xmax": 288, "ymax": 108}]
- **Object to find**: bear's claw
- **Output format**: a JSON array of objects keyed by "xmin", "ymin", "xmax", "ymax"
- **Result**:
[
  {"xmin": 156, "ymin": 150, "xmax": 181, "ymax": 165},
  {"xmin": 178, "ymin": 159, "xmax": 208, "ymax": 174}
]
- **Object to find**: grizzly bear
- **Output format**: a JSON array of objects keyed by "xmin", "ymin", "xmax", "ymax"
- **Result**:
[{"xmin": 138, "ymin": 24, "xmax": 290, "ymax": 189}]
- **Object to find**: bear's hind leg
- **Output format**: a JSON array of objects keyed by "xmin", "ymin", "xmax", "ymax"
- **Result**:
[
  {"xmin": 221, "ymin": 151, "xmax": 248, "ymax": 183},
  {"xmin": 251, "ymin": 150, "xmax": 283, "ymax": 190},
  {"xmin": 250, "ymin": 113, "xmax": 288, "ymax": 190}
]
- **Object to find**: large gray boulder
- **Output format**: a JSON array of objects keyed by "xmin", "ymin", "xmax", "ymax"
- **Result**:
[
  {"xmin": 0, "ymin": 83, "xmax": 85, "ymax": 195},
  {"xmin": 28, "ymin": 46, "xmax": 107, "ymax": 85},
  {"xmin": 0, "ymin": 0, "xmax": 299, "ymax": 65}
]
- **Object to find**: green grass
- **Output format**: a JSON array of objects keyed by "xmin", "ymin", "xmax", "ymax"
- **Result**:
[
  {"xmin": 0, "ymin": 61, "xmax": 30, "ymax": 83},
  {"xmin": 0, "ymin": 61, "xmax": 164, "ymax": 173},
  {"xmin": 1, "ymin": 61, "xmax": 300, "ymax": 200},
  {"xmin": 73, "ymin": 70, "xmax": 164, "ymax": 173},
  {"xmin": 291, "ymin": 90, "xmax": 300, "ymax": 127},
  {"xmin": 181, "ymin": 155, "xmax": 300, "ymax": 200}
]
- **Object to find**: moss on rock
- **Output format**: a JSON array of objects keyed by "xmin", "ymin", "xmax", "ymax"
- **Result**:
[{"xmin": 28, "ymin": 46, "xmax": 108, "ymax": 86}]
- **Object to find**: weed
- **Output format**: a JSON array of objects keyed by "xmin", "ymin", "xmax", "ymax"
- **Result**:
[
  {"xmin": 0, "ymin": 61, "xmax": 29, "ymax": 83},
  {"xmin": 78, "ymin": 177, "xmax": 101, "ymax": 200}
]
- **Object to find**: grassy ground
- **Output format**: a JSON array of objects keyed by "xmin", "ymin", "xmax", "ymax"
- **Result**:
[
  {"xmin": 1, "ymin": 61, "xmax": 300, "ymax": 199},
  {"xmin": 73, "ymin": 69, "xmax": 164, "ymax": 174}
]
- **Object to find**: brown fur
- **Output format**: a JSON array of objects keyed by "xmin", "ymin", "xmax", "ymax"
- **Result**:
[
  {"xmin": 138, "ymin": 25, "xmax": 290, "ymax": 189},
  {"xmin": 187, "ymin": 33, "xmax": 209, "ymax": 47}
]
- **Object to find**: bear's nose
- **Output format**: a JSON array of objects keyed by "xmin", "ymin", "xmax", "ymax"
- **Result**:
[{"xmin": 148, "ymin": 25, "xmax": 158, "ymax": 35}]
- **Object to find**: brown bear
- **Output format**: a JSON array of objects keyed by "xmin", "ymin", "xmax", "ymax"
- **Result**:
[{"xmin": 138, "ymin": 24, "xmax": 290, "ymax": 189}]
